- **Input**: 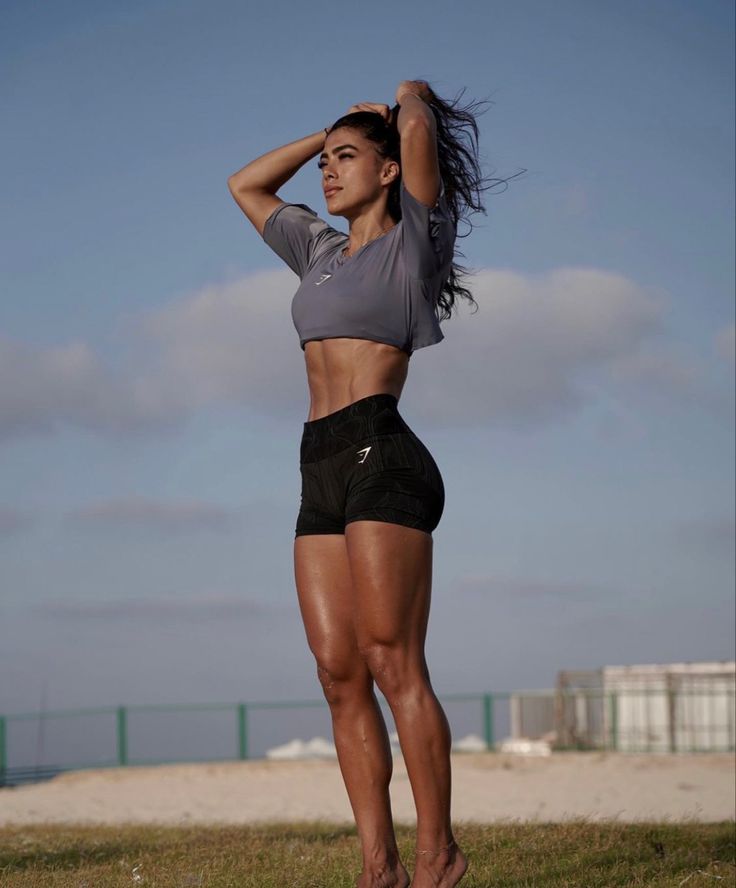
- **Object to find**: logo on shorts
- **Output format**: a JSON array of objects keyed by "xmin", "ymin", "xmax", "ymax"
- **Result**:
[
  {"xmin": 315, "ymin": 273, "xmax": 332, "ymax": 286},
  {"xmin": 356, "ymin": 446, "xmax": 372, "ymax": 464}
]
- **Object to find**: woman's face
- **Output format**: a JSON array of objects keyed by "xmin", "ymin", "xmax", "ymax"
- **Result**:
[{"xmin": 318, "ymin": 127, "xmax": 397, "ymax": 218}]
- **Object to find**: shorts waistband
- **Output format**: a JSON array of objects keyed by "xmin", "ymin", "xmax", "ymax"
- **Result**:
[{"xmin": 300, "ymin": 393, "xmax": 409, "ymax": 463}]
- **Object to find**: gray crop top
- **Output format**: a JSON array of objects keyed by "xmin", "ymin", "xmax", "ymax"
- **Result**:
[{"xmin": 261, "ymin": 179, "xmax": 456, "ymax": 357}]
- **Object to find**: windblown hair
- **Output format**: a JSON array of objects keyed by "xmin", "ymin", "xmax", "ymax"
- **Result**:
[{"xmin": 327, "ymin": 83, "xmax": 522, "ymax": 320}]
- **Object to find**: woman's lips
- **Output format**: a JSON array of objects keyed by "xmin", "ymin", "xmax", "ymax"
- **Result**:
[{"xmin": 324, "ymin": 188, "xmax": 341, "ymax": 197}]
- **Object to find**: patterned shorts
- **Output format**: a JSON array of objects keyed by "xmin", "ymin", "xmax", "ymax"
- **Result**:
[{"xmin": 295, "ymin": 392, "xmax": 445, "ymax": 537}]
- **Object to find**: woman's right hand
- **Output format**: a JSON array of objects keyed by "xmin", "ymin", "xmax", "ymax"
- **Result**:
[{"xmin": 345, "ymin": 102, "xmax": 392, "ymax": 123}]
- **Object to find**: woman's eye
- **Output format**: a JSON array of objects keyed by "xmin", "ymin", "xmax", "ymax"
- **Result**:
[{"xmin": 317, "ymin": 153, "xmax": 353, "ymax": 169}]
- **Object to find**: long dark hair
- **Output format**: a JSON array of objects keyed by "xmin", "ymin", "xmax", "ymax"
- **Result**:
[{"xmin": 327, "ymin": 83, "xmax": 523, "ymax": 320}]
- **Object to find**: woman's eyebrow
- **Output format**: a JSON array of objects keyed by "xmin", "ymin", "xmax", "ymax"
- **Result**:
[{"xmin": 318, "ymin": 143, "xmax": 358, "ymax": 160}]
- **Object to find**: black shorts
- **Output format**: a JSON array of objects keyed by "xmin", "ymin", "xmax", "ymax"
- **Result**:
[{"xmin": 295, "ymin": 392, "xmax": 445, "ymax": 537}]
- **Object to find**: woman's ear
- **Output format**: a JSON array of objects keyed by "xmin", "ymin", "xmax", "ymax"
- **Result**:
[{"xmin": 381, "ymin": 159, "xmax": 400, "ymax": 186}]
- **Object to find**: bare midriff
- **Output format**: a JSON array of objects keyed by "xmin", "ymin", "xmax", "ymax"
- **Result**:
[{"xmin": 303, "ymin": 338, "xmax": 410, "ymax": 421}]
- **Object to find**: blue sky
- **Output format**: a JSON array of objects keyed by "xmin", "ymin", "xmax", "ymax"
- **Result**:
[{"xmin": 1, "ymin": 0, "xmax": 733, "ymax": 738}]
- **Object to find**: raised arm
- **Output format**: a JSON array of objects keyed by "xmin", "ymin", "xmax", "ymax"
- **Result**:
[
  {"xmin": 395, "ymin": 81, "xmax": 441, "ymax": 208},
  {"xmin": 227, "ymin": 129, "xmax": 326, "ymax": 237}
]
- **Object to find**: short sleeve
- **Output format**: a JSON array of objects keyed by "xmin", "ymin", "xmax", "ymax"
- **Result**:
[
  {"xmin": 399, "ymin": 179, "xmax": 456, "ymax": 280},
  {"xmin": 262, "ymin": 202, "xmax": 342, "ymax": 279}
]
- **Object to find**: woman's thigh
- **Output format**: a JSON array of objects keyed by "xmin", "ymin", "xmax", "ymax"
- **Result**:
[
  {"xmin": 344, "ymin": 520, "xmax": 433, "ymax": 665},
  {"xmin": 293, "ymin": 533, "xmax": 369, "ymax": 685}
]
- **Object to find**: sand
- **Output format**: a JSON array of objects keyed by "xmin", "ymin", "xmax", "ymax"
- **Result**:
[{"xmin": 0, "ymin": 751, "xmax": 733, "ymax": 827}]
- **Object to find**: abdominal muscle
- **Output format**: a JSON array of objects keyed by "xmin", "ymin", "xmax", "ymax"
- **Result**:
[{"xmin": 303, "ymin": 338, "xmax": 410, "ymax": 421}]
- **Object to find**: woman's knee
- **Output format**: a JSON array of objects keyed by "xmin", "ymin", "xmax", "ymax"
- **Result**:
[
  {"xmin": 314, "ymin": 649, "xmax": 373, "ymax": 706},
  {"xmin": 357, "ymin": 640, "xmax": 428, "ymax": 700}
]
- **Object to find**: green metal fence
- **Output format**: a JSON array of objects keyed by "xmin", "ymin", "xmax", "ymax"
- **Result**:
[{"xmin": 0, "ymin": 685, "xmax": 733, "ymax": 787}]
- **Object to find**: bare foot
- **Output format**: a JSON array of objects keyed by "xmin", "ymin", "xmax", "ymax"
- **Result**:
[
  {"xmin": 411, "ymin": 839, "xmax": 468, "ymax": 888},
  {"xmin": 357, "ymin": 859, "xmax": 411, "ymax": 888}
]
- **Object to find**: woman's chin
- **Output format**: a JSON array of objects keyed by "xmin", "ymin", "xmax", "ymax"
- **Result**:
[{"xmin": 325, "ymin": 199, "xmax": 349, "ymax": 218}]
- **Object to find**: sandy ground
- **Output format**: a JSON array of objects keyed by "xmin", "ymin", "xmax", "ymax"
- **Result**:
[{"xmin": 0, "ymin": 752, "xmax": 733, "ymax": 827}]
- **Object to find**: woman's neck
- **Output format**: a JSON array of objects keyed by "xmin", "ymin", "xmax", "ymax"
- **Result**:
[{"xmin": 344, "ymin": 212, "xmax": 396, "ymax": 256}]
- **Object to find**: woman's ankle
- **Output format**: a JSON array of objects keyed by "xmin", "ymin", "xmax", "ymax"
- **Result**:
[
  {"xmin": 362, "ymin": 841, "xmax": 401, "ymax": 867},
  {"xmin": 415, "ymin": 834, "xmax": 455, "ymax": 855}
]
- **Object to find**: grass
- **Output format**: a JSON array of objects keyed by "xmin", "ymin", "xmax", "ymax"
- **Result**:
[{"xmin": 0, "ymin": 819, "xmax": 733, "ymax": 887}]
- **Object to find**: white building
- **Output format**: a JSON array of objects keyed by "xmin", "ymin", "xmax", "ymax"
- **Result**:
[{"xmin": 554, "ymin": 660, "xmax": 735, "ymax": 752}]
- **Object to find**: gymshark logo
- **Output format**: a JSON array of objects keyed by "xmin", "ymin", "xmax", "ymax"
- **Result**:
[
  {"xmin": 315, "ymin": 273, "xmax": 332, "ymax": 286},
  {"xmin": 356, "ymin": 446, "xmax": 372, "ymax": 464}
]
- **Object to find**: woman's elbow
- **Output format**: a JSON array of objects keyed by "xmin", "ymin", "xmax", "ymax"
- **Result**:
[{"xmin": 227, "ymin": 173, "xmax": 246, "ymax": 193}]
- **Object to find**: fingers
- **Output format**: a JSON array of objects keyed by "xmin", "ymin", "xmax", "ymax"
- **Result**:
[
  {"xmin": 395, "ymin": 79, "xmax": 431, "ymax": 104},
  {"xmin": 347, "ymin": 102, "xmax": 391, "ymax": 121}
]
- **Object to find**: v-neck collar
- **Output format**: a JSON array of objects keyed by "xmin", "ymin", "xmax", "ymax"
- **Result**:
[{"xmin": 334, "ymin": 224, "xmax": 398, "ymax": 266}]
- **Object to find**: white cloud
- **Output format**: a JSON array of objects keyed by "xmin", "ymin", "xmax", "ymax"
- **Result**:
[
  {"xmin": 605, "ymin": 342, "xmax": 710, "ymax": 408},
  {"xmin": 715, "ymin": 323, "xmax": 735, "ymax": 363},
  {"xmin": 0, "ymin": 506, "xmax": 35, "ymax": 536},
  {"xmin": 65, "ymin": 495, "xmax": 240, "ymax": 534},
  {"xmin": 0, "ymin": 264, "xmax": 710, "ymax": 442},
  {"xmin": 133, "ymin": 268, "xmax": 305, "ymax": 414},
  {"xmin": 455, "ymin": 573, "xmax": 611, "ymax": 602},
  {"xmin": 31, "ymin": 591, "xmax": 284, "ymax": 621},
  {"xmin": 672, "ymin": 515, "xmax": 736, "ymax": 556},
  {"xmin": 0, "ymin": 334, "xmax": 186, "ymax": 441},
  {"xmin": 405, "ymin": 266, "xmax": 666, "ymax": 428}
]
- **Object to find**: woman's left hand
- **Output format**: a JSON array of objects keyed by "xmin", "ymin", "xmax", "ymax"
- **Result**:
[{"xmin": 395, "ymin": 80, "xmax": 432, "ymax": 104}]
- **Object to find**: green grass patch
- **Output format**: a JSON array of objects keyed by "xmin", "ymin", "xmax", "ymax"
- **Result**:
[{"xmin": 0, "ymin": 819, "xmax": 733, "ymax": 887}]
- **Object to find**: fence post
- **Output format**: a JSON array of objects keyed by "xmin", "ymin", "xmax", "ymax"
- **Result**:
[
  {"xmin": 0, "ymin": 716, "xmax": 6, "ymax": 785},
  {"xmin": 608, "ymin": 691, "xmax": 618, "ymax": 751},
  {"xmin": 237, "ymin": 703, "xmax": 248, "ymax": 760},
  {"xmin": 482, "ymin": 693, "xmax": 494, "ymax": 751},
  {"xmin": 667, "ymin": 680, "xmax": 677, "ymax": 753},
  {"xmin": 116, "ymin": 706, "xmax": 128, "ymax": 765}
]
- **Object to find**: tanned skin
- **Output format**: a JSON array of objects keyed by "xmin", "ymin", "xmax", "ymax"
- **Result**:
[{"xmin": 228, "ymin": 80, "xmax": 468, "ymax": 888}]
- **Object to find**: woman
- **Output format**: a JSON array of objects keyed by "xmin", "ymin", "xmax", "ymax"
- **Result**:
[{"xmin": 228, "ymin": 79, "xmax": 489, "ymax": 888}]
